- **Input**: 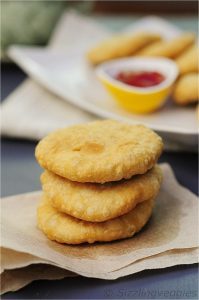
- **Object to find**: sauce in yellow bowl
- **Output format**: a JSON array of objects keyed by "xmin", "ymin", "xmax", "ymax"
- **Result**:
[{"xmin": 96, "ymin": 57, "xmax": 179, "ymax": 114}]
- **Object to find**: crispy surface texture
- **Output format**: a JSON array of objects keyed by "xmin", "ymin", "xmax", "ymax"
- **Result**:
[
  {"xmin": 137, "ymin": 33, "xmax": 195, "ymax": 58},
  {"xmin": 41, "ymin": 165, "xmax": 162, "ymax": 222},
  {"xmin": 87, "ymin": 32, "xmax": 161, "ymax": 65},
  {"xmin": 173, "ymin": 73, "xmax": 199, "ymax": 105},
  {"xmin": 37, "ymin": 196, "xmax": 155, "ymax": 244},
  {"xmin": 175, "ymin": 45, "xmax": 199, "ymax": 75},
  {"xmin": 35, "ymin": 120, "xmax": 163, "ymax": 183}
]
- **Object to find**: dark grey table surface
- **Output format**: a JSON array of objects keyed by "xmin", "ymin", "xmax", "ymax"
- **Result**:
[{"xmin": 1, "ymin": 64, "xmax": 198, "ymax": 299}]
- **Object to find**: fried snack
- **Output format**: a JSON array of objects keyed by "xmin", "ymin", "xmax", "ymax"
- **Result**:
[
  {"xmin": 37, "ymin": 195, "xmax": 155, "ymax": 244},
  {"xmin": 35, "ymin": 120, "xmax": 163, "ymax": 183},
  {"xmin": 137, "ymin": 33, "xmax": 195, "ymax": 58},
  {"xmin": 136, "ymin": 40, "xmax": 162, "ymax": 55},
  {"xmin": 175, "ymin": 45, "xmax": 199, "ymax": 75},
  {"xmin": 87, "ymin": 32, "xmax": 161, "ymax": 65},
  {"xmin": 41, "ymin": 165, "xmax": 162, "ymax": 222},
  {"xmin": 173, "ymin": 73, "xmax": 199, "ymax": 105}
]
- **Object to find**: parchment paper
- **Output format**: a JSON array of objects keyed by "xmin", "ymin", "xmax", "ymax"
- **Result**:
[
  {"xmin": 1, "ymin": 247, "xmax": 198, "ymax": 294},
  {"xmin": 1, "ymin": 164, "xmax": 198, "ymax": 282},
  {"xmin": 0, "ymin": 248, "xmax": 50, "ymax": 274},
  {"xmin": 1, "ymin": 264, "xmax": 76, "ymax": 294}
]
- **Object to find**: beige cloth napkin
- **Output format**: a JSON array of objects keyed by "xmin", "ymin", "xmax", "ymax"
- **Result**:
[
  {"xmin": 1, "ymin": 164, "xmax": 198, "ymax": 293},
  {"xmin": 1, "ymin": 11, "xmax": 105, "ymax": 140}
]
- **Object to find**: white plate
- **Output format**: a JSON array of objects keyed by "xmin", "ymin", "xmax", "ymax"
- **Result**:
[{"xmin": 8, "ymin": 17, "xmax": 198, "ymax": 146}]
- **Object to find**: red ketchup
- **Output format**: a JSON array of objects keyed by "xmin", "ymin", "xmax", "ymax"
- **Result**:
[{"xmin": 115, "ymin": 71, "xmax": 165, "ymax": 88}]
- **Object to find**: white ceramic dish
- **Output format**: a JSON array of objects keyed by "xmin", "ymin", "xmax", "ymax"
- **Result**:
[{"xmin": 8, "ymin": 18, "xmax": 198, "ymax": 147}]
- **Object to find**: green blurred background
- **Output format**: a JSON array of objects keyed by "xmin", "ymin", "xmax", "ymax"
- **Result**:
[{"xmin": 1, "ymin": 0, "xmax": 198, "ymax": 61}]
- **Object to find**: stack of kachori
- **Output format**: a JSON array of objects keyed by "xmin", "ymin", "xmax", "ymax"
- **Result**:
[{"xmin": 35, "ymin": 120, "xmax": 163, "ymax": 244}]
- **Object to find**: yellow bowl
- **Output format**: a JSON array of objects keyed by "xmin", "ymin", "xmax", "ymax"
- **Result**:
[{"xmin": 96, "ymin": 57, "xmax": 179, "ymax": 114}]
